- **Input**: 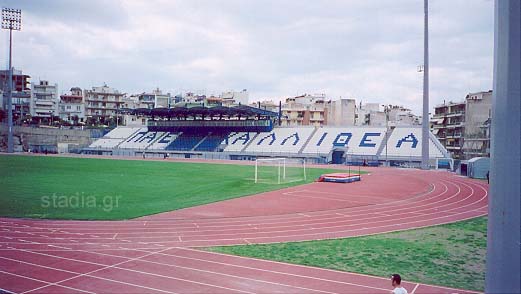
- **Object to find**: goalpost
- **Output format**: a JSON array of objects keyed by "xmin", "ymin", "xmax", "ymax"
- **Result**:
[{"xmin": 254, "ymin": 158, "xmax": 307, "ymax": 184}]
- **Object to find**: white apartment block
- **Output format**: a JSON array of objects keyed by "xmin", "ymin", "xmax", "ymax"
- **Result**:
[
  {"xmin": 355, "ymin": 103, "xmax": 419, "ymax": 127},
  {"xmin": 137, "ymin": 88, "xmax": 171, "ymax": 109},
  {"xmin": 59, "ymin": 87, "xmax": 85, "ymax": 123},
  {"xmin": 30, "ymin": 80, "xmax": 59, "ymax": 118},
  {"xmin": 84, "ymin": 84, "xmax": 125, "ymax": 119},
  {"xmin": 221, "ymin": 89, "xmax": 249, "ymax": 105}
]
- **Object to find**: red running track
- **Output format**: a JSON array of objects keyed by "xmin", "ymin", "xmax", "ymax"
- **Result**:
[{"xmin": 0, "ymin": 168, "xmax": 488, "ymax": 294}]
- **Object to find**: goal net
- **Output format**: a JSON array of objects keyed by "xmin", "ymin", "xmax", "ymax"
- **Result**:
[{"xmin": 254, "ymin": 158, "xmax": 307, "ymax": 184}]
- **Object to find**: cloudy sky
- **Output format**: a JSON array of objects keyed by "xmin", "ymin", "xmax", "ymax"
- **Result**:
[{"xmin": 1, "ymin": 0, "xmax": 493, "ymax": 114}]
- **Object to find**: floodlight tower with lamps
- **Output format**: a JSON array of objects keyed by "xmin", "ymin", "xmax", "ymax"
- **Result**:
[{"xmin": 2, "ymin": 7, "xmax": 22, "ymax": 153}]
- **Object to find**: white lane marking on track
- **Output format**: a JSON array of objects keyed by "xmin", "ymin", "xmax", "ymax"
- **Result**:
[
  {"xmin": 0, "ymin": 184, "xmax": 436, "ymax": 235},
  {"xmin": 0, "ymin": 191, "xmax": 486, "ymax": 243},
  {"xmin": 175, "ymin": 247, "xmax": 481, "ymax": 294},
  {"xmin": 4, "ymin": 182, "xmax": 442, "ymax": 233},
  {"xmin": 19, "ymin": 248, "xmax": 179, "ymax": 293},
  {"xmin": 410, "ymin": 283, "xmax": 420, "ymax": 294},
  {"xmin": 6, "ymin": 246, "xmax": 373, "ymax": 294},
  {"xmin": 0, "ymin": 270, "xmax": 95, "ymax": 294},
  {"xmin": 47, "ymin": 245, "xmax": 71, "ymax": 250},
  {"xmin": 12, "ymin": 248, "xmax": 256, "ymax": 294}
]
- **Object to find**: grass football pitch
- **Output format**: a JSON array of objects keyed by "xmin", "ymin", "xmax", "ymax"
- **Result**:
[
  {"xmin": 0, "ymin": 154, "xmax": 345, "ymax": 220},
  {"xmin": 207, "ymin": 216, "xmax": 487, "ymax": 292}
]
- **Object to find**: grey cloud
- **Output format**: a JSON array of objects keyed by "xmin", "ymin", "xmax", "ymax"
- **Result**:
[
  {"xmin": 0, "ymin": 0, "xmax": 493, "ymax": 114},
  {"xmin": 2, "ymin": 0, "xmax": 130, "ymax": 29}
]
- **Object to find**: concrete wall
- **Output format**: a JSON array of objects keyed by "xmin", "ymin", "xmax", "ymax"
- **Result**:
[{"xmin": 0, "ymin": 125, "xmax": 96, "ymax": 152}]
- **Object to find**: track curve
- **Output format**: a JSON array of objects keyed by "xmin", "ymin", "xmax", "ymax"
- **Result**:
[
  {"xmin": 0, "ymin": 168, "xmax": 488, "ymax": 250},
  {"xmin": 0, "ymin": 168, "xmax": 487, "ymax": 294}
]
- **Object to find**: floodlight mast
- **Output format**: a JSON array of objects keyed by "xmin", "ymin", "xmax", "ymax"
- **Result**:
[
  {"xmin": 421, "ymin": 0, "xmax": 430, "ymax": 169},
  {"xmin": 2, "ymin": 7, "xmax": 22, "ymax": 153}
]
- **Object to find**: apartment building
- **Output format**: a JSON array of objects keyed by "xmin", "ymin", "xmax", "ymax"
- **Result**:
[
  {"xmin": 327, "ymin": 98, "xmax": 356, "ymax": 126},
  {"xmin": 281, "ymin": 94, "xmax": 328, "ymax": 127},
  {"xmin": 354, "ymin": 103, "xmax": 421, "ymax": 127},
  {"xmin": 431, "ymin": 90, "xmax": 492, "ymax": 159},
  {"xmin": 84, "ymin": 84, "xmax": 125, "ymax": 122},
  {"xmin": 137, "ymin": 88, "xmax": 172, "ymax": 109},
  {"xmin": 221, "ymin": 89, "xmax": 249, "ymax": 105},
  {"xmin": 30, "ymin": 80, "xmax": 59, "ymax": 119},
  {"xmin": 59, "ymin": 87, "xmax": 85, "ymax": 123},
  {"xmin": 0, "ymin": 69, "xmax": 31, "ymax": 120}
]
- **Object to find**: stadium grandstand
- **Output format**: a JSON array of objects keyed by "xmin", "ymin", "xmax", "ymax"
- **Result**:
[{"xmin": 84, "ymin": 104, "xmax": 450, "ymax": 166}]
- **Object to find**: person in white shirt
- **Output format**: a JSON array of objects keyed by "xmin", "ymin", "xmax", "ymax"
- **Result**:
[{"xmin": 390, "ymin": 274, "xmax": 408, "ymax": 294}]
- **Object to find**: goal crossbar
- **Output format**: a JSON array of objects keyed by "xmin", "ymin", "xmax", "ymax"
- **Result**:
[{"xmin": 254, "ymin": 158, "xmax": 306, "ymax": 184}]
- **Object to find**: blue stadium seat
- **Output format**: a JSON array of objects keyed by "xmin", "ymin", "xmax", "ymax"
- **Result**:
[
  {"xmin": 166, "ymin": 132, "xmax": 206, "ymax": 151},
  {"xmin": 195, "ymin": 133, "xmax": 230, "ymax": 152}
]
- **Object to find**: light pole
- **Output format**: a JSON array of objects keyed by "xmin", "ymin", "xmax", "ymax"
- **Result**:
[
  {"xmin": 382, "ymin": 105, "xmax": 390, "ymax": 166},
  {"xmin": 421, "ymin": 0, "xmax": 430, "ymax": 169},
  {"xmin": 2, "ymin": 7, "xmax": 22, "ymax": 153}
]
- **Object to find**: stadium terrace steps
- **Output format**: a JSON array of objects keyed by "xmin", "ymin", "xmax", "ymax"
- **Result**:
[
  {"xmin": 87, "ymin": 126, "xmax": 449, "ymax": 160},
  {"xmin": 375, "ymin": 127, "xmax": 394, "ymax": 158},
  {"xmin": 221, "ymin": 132, "xmax": 258, "ymax": 152},
  {"xmin": 385, "ymin": 127, "xmax": 445, "ymax": 158},
  {"xmin": 104, "ymin": 127, "xmax": 143, "ymax": 139},
  {"xmin": 88, "ymin": 127, "xmax": 143, "ymax": 149},
  {"xmin": 88, "ymin": 138, "xmax": 123, "ymax": 148},
  {"xmin": 429, "ymin": 132, "xmax": 451, "ymax": 158},
  {"xmin": 113, "ymin": 128, "xmax": 143, "ymax": 149},
  {"xmin": 195, "ymin": 133, "xmax": 230, "ymax": 152},
  {"xmin": 240, "ymin": 132, "xmax": 260, "ymax": 152},
  {"xmin": 298, "ymin": 127, "xmax": 318, "ymax": 154},
  {"xmin": 190, "ymin": 134, "xmax": 209, "ymax": 151},
  {"xmin": 148, "ymin": 132, "xmax": 179, "ymax": 150},
  {"xmin": 166, "ymin": 132, "xmax": 206, "ymax": 151},
  {"xmin": 301, "ymin": 127, "xmax": 386, "ymax": 156},
  {"xmin": 118, "ymin": 129, "xmax": 167, "ymax": 150},
  {"xmin": 244, "ymin": 127, "xmax": 315, "ymax": 154}
]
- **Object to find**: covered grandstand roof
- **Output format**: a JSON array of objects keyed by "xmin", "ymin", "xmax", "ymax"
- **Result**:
[{"xmin": 117, "ymin": 105, "xmax": 278, "ymax": 119}]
